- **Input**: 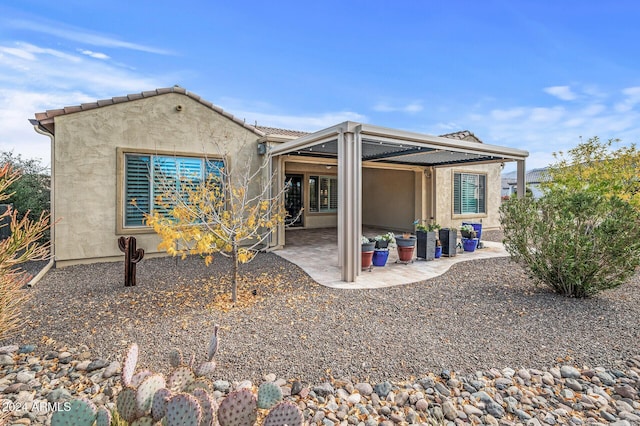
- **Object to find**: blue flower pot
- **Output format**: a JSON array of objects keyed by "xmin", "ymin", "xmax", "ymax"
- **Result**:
[
  {"xmin": 462, "ymin": 238, "xmax": 479, "ymax": 252},
  {"xmin": 372, "ymin": 249, "xmax": 390, "ymax": 266},
  {"xmin": 434, "ymin": 246, "xmax": 442, "ymax": 258}
]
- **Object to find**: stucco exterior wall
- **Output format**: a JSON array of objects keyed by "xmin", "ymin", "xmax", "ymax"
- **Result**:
[
  {"xmin": 362, "ymin": 168, "xmax": 415, "ymax": 232},
  {"xmin": 434, "ymin": 163, "xmax": 502, "ymax": 231},
  {"xmin": 53, "ymin": 93, "xmax": 261, "ymax": 266}
]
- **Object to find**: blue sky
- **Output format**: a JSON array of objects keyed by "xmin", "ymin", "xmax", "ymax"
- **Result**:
[{"xmin": 1, "ymin": 1, "xmax": 639, "ymax": 172}]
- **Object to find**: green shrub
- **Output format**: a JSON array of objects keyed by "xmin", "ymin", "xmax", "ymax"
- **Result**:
[{"xmin": 500, "ymin": 190, "xmax": 640, "ymax": 298}]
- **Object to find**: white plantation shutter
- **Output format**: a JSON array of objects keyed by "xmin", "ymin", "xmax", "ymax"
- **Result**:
[
  {"xmin": 454, "ymin": 172, "xmax": 486, "ymax": 214},
  {"xmin": 124, "ymin": 155, "xmax": 151, "ymax": 226}
]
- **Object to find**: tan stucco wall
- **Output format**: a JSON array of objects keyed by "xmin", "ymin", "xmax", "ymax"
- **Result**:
[
  {"xmin": 362, "ymin": 168, "xmax": 416, "ymax": 232},
  {"xmin": 433, "ymin": 163, "xmax": 502, "ymax": 231},
  {"xmin": 52, "ymin": 93, "xmax": 262, "ymax": 265}
]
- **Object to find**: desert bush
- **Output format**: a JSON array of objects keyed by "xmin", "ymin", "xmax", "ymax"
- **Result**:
[{"xmin": 500, "ymin": 190, "xmax": 640, "ymax": 298}]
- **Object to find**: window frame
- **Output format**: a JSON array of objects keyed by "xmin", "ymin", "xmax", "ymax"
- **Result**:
[
  {"xmin": 308, "ymin": 175, "xmax": 338, "ymax": 213},
  {"xmin": 452, "ymin": 171, "xmax": 487, "ymax": 216},
  {"xmin": 116, "ymin": 148, "xmax": 224, "ymax": 234}
]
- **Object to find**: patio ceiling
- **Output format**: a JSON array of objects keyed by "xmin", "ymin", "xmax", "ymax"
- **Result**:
[{"xmin": 270, "ymin": 122, "xmax": 528, "ymax": 167}]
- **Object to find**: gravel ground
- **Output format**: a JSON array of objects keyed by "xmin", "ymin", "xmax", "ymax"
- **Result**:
[{"xmin": 4, "ymin": 241, "xmax": 639, "ymax": 387}]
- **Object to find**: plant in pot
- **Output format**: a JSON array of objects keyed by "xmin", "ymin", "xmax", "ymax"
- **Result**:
[
  {"xmin": 362, "ymin": 236, "xmax": 376, "ymax": 270},
  {"xmin": 415, "ymin": 220, "xmax": 441, "ymax": 261},
  {"xmin": 460, "ymin": 224, "xmax": 479, "ymax": 252},
  {"xmin": 395, "ymin": 229, "xmax": 416, "ymax": 264},
  {"xmin": 372, "ymin": 232, "xmax": 394, "ymax": 267}
]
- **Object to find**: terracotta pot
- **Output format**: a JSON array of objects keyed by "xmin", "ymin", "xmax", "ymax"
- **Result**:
[
  {"xmin": 397, "ymin": 245, "xmax": 414, "ymax": 262},
  {"xmin": 362, "ymin": 250, "xmax": 374, "ymax": 269}
]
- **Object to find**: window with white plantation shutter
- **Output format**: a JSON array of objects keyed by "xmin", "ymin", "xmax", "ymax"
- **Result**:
[
  {"xmin": 123, "ymin": 153, "xmax": 224, "ymax": 227},
  {"xmin": 453, "ymin": 172, "xmax": 486, "ymax": 215},
  {"xmin": 309, "ymin": 175, "xmax": 338, "ymax": 213}
]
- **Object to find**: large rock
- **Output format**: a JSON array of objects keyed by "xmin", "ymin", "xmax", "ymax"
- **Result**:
[
  {"xmin": 560, "ymin": 366, "xmax": 581, "ymax": 379},
  {"xmin": 313, "ymin": 382, "xmax": 335, "ymax": 397}
]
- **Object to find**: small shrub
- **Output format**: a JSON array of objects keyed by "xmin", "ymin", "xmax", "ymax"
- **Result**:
[{"xmin": 500, "ymin": 190, "xmax": 640, "ymax": 298}]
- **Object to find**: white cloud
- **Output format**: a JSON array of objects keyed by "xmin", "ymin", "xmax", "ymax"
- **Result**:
[
  {"xmin": 544, "ymin": 85, "xmax": 577, "ymax": 101},
  {"xmin": 373, "ymin": 101, "xmax": 423, "ymax": 113},
  {"xmin": 614, "ymin": 86, "xmax": 640, "ymax": 112},
  {"xmin": 78, "ymin": 49, "xmax": 110, "ymax": 60},
  {"xmin": 6, "ymin": 18, "xmax": 172, "ymax": 55}
]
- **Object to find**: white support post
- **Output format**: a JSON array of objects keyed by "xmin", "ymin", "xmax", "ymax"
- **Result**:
[
  {"xmin": 274, "ymin": 155, "xmax": 285, "ymax": 248},
  {"xmin": 516, "ymin": 159, "xmax": 526, "ymax": 198},
  {"xmin": 338, "ymin": 126, "xmax": 362, "ymax": 282}
]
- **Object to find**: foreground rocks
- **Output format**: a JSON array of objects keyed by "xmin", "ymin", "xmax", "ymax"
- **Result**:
[{"xmin": 1, "ymin": 344, "xmax": 639, "ymax": 425}]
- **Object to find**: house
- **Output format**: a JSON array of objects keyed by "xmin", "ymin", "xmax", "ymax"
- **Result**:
[
  {"xmin": 31, "ymin": 87, "xmax": 528, "ymax": 282},
  {"xmin": 502, "ymin": 167, "xmax": 551, "ymax": 199}
]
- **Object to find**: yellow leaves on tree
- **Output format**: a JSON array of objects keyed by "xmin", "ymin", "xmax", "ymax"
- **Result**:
[{"xmin": 144, "ymin": 153, "xmax": 293, "ymax": 304}]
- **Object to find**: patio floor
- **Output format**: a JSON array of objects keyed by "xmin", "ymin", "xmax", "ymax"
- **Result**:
[{"xmin": 274, "ymin": 227, "xmax": 510, "ymax": 289}]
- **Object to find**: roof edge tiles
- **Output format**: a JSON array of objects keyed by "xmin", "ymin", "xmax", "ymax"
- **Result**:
[{"xmin": 33, "ymin": 87, "xmax": 266, "ymax": 137}]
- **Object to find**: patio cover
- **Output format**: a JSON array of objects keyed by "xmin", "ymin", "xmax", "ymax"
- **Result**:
[{"xmin": 269, "ymin": 121, "xmax": 528, "ymax": 282}]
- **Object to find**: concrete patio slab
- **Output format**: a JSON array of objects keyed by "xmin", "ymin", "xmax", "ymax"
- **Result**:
[{"xmin": 274, "ymin": 228, "xmax": 510, "ymax": 289}]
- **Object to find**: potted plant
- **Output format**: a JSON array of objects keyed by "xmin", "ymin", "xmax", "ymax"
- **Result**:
[
  {"xmin": 460, "ymin": 224, "xmax": 479, "ymax": 252},
  {"xmin": 439, "ymin": 227, "xmax": 457, "ymax": 257},
  {"xmin": 395, "ymin": 230, "xmax": 416, "ymax": 263},
  {"xmin": 434, "ymin": 239, "xmax": 442, "ymax": 258},
  {"xmin": 415, "ymin": 220, "xmax": 440, "ymax": 261},
  {"xmin": 373, "ymin": 232, "xmax": 396, "ymax": 249},
  {"xmin": 362, "ymin": 236, "xmax": 375, "ymax": 270}
]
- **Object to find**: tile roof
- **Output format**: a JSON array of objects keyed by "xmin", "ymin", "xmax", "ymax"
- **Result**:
[
  {"xmin": 33, "ymin": 86, "xmax": 266, "ymax": 136},
  {"xmin": 255, "ymin": 126, "xmax": 310, "ymax": 138},
  {"xmin": 438, "ymin": 130, "xmax": 483, "ymax": 143}
]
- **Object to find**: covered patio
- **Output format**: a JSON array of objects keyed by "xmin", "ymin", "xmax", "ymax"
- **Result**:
[
  {"xmin": 276, "ymin": 227, "xmax": 509, "ymax": 288},
  {"xmin": 269, "ymin": 121, "xmax": 528, "ymax": 283}
]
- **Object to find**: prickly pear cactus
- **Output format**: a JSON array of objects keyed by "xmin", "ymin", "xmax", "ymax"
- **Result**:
[
  {"xmin": 218, "ymin": 389, "xmax": 257, "ymax": 426},
  {"xmin": 263, "ymin": 402, "xmax": 303, "ymax": 426},
  {"xmin": 169, "ymin": 348, "xmax": 184, "ymax": 368},
  {"xmin": 51, "ymin": 398, "xmax": 97, "ymax": 426},
  {"xmin": 151, "ymin": 388, "xmax": 172, "ymax": 422},
  {"xmin": 184, "ymin": 377, "xmax": 214, "ymax": 394},
  {"xmin": 95, "ymin": 406, "xmax": 112, "ymax": 426},
  {"xmin": 168, "ymin": 366, "xmax": 196, "ymax": 392},
  {"xmin": 137, "ymin": 374, "xmax": 167, "ymax": 416},
  {"xmin": 117, "ymin": 387, "xmax": 139, "ymax": 423},
  {"xmin": 131, "ymin": 370, "xmax": 153, "ymax": 388},
  {"xmin": 195, "ymin": 361, "xmax": 217, "ymax": 378},
  {"xmin": 130, "ymin": 416, "xmax": 155, "ymax": 426},
  {"xmin": 122, "ymin": 343, "xmax": 139, "ymax": 387},
  {"xmin": 165, "ymin": 393, "xmax": 202, "ymax": 426},
  {"xmin": 257, "ymin": 382, "xmax": 283, "ymax": 409},
  {"xmin": 192, "ymin": 388, "xmax": 218, "ymax": 426}
]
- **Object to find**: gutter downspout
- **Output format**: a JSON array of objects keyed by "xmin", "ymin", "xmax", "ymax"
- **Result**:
[{"xmin": 27, "ymin": 123, "xmax": 55, "ymax": 287}]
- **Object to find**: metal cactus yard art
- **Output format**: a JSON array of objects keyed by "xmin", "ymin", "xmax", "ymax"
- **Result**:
[{"xmin": 118, "ymin": 236, "xmax": 144, "ymax": 286}]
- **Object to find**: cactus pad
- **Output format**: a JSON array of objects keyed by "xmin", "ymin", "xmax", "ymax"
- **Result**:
[
  {"xmin": 169, "ymin": 348, "xmax": 184, "ymax": 368},
  {"xmin": 122, "ymin": 343, "xmax": 139, "ymax": 387},
  {"xmin": 217, "ymin": 389, "xmax": 257, "ymax": 426},
  {"xmin": 95, "ymin": 406, "xmax": 112, "ymax": 426},
  {"xmin": 137, "ymin": 374, "xmax": 167, "ymax": 416},
  {"xmin": 263, "ymin": 402, "xmax": 303, "ymax": 426},
  {"xmin": 130, "ymin": 417, "xmax": 154, "ymax": 426},
  {"xmin": 185, "ymin": 377, "xmax": 215, "ymax": 394},
  {"xmin": 117, "ymin": 387, "xmax": 139, "ymax": 423},
  {"xmin": 151, "ymin": 388, "xmax": 172, "ymax": 422},
  {"xmin": 168, "ymin": 366, "xmax": 196, "ymax": 392},
  {"xmin": 195, "ymin": 361, "xmax": 217, "ymax": 378},
  {"xmin": 51, "ymin": 398, "xmax": 97, "ymax": 426},
  {"xmin": 166, "ymin": 393, "xmax": 202, "ymax": 426},
  {"xmin": 131, "ymin": 370, "xmax": 153, "ymax": 388},
  {"xmin": 257, "ymin": 382, "xmax": 283, "ymax": 409},
  {"xmin": 192, "ymin": 388, "xmax": 218, "ymax": 426}
]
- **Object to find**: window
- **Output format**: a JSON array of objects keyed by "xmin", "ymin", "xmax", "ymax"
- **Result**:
[
  {"xmin": 453, "ymin": 172, "xmax": 486, "ymax": 214},
  {"xmin": 124, "ymin": 153, "xmax": 223, "ymax": 227},
  {"xmin": 309, "ymin": 175, "xmax": 338, "ymax": 213}
]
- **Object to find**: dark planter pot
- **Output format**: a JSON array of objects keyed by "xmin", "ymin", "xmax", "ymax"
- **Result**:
[
  {"xmin": 416, "ymin": 230, "xmax": 436, "ymax": 261},
  {"xmin": 434, "ymin": 246, "xmax": 442, "ymax": 258},
  {"xmin": 439, "ymin": 228, "xmax": 457, "ymax": 257},
  {"xmin": 395, "ymin": 236, "xmax": 416, "ymax": 247},
  {"xmin": 362, "ymin": 242, "xmax": 376, "ymax": 253},
  {"xmin": 372, "ymin": 249, "xmax": 389, "ymax": 266},
  {"xmin": 462, "ymin": 238, "xmax": 479, "ymax": 252},
  {"xmin": 375, "ymin": 240, "xmax": 389, "ymax": 249}
]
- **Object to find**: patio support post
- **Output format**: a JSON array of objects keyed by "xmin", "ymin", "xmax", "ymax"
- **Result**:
[
  {"xmin": 338, "ymin": 125, "xmax": 362, "ymax": 282},
  {"xmin": 516, "ymin": 159, "xmax": 526, "ymax": 198},
  {"xmin": 274, "ymin": 154, "xmax": 285, "ymax": 248}
]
